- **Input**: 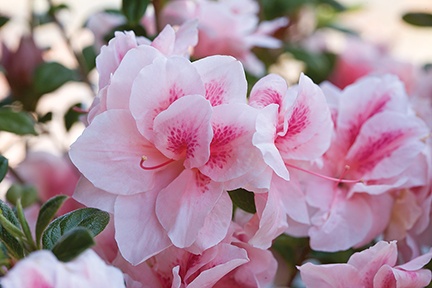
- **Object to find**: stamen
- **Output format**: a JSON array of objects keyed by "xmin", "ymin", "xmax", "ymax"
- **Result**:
[
  {"xmin": 140, "ymin": 156, "xmax": 175, "ymax": 170},
  {"xmin": 284, "ymin": 162, "xmax": 362, "ymax": 184}
]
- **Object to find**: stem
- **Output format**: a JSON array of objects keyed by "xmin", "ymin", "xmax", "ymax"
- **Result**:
[
  {"xmin": 152, "ymin": 0, "xmax": 163, "ymax": 33},
  {"xmin": 284, "ymin": 162, "xmax": 362, "ymax": 184}
]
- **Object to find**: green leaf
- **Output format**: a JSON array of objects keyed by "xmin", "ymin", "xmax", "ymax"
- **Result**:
[
  {"xmin": 0, "ymin": 15, "xmax": 9, "ymax": 28},
  {"xmin": 36, "ymin": 195, "xmax": 68, "ymax": 248},
  {"xmin": 402, "ymin": 12, "xmax": 432, "ymax": 27},
  {"xmin": 81, "ymin": 46, "xmax": 97, "ymax": 74},
  {"xmin": 228, "ymin": 188, "xmax": 256, "ymax": 214},
  {"xmin": 48, "ymin": 4, "xmax": 69, "ymax": 16},
  {"xmin": 0, "ymin": 155, "xmax": 8, "ymax": 182},
  {"xmin": 0, "ymin": 201, "xmax": 24, "ymax": 259},
  {"xmin": 0, "ymin": 108, "xmax": 37, "ymax": 135},
  {"xmin": 6, "ymin": 184, "xmax": 38, "ymax": 209},
  {"xmin": 121, "ymin": 0, "xmax": 150, "ymax": 25},
  {"xmin": 16, "ymin": 199, "xmax": 36, "ymax": 251},
  {"xmin": 64, "ymin": 103, "xmax": 83, "ymax": 131},
  {"xmin": 318, "ymin": 0, "xmax": 346, "ymax": 12},
  {"xmin": 42, "ymin": 208, "xmax": 109, "ymax": 250},
  {"xmin": 51, "ymin": 227, "xmax": 94, "ymax": 262},
  {"xmin": 33, "ymin": 62, "xmax": 78, "ymax": 95}
]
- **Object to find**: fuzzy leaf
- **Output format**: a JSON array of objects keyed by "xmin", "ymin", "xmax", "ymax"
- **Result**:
[
  {"xmin": 51, "ymin": 227, "xmax": 94, "ymax": 262},
  {"xmin": 36, "ymin": 195, "xmax": 68, "ymax": 248},
  {"xmin": 0, "ymin": 155, "xmax": 7, "ymax": 182},
  {"xmin": 121, "ymin": 0, "xmax": 149, "ymax": 25},
  {"xmin": 42, "ymin": 208, "xmax": 109, "ymax": 250},
  {"xmin": 403, "ymin": 12, "xmax": 432, "ymax": 27}
]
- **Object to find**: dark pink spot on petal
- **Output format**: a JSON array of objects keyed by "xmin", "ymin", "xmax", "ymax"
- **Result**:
[
  {"xmin": 252, "ymin": 88, "xmax": 283, "ymax": 109},
  {"xmin": 205, "ymin": 80, "xmax": 225, "ymax": 106},
  {"xmin": 167, "ymin": 124, "xmax": 199, "ymax": 159},
  {"xmin": 282, "ymin": 104, "xmax": 310, "ymax": 139},
  {"xmin": 195, "ymin": 171, "xmax": 211, "ymax": 193}
]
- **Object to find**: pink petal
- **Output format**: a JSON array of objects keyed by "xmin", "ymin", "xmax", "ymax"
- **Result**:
[
  {"xmin": 69, "ymin": 110, "xmax": 162, "ymax": 195},
  {"xmin": 188, "ymin": 244, "xmax": 249, "ymax": 288},
  {"xmin": 309, "ymin": 193, "xmax": 374, "ymax": 251},
  {"xmin": 337, "ymin": 75, "xmax": 410, "ymax": 152},
  {"xmin": 348, "ymin": 241, "xmax": 398, "ymax": 286},
  {"xmin": 253, "ymin": 104, "xmax": 290, "ymax": 180},
  {"xmin": 115, "ymin": 192, "xmax": 172, "ymax": 265},
  {"xmin": 192, "ymin": 55, "xmax": 247, "ymax": 106},
  {"xmin": 155, "ymin": 169, "xmax": 224, "ymax": 248},
  {"xmin": 189, "ymin": 192, "xmax": 232, "ymax": 253},
  {"xmin": 73, "ymin": 176, "xmax": 117, "ymax": 214},
  {"xmin": 199, "ymin": 103, "xmax": 259, "ymax": 182},
  {"xmin": 298, "ymin": 262, "xmax": 362, "ymax": 288},
  {"xmin": 276, "ymin": 74, "xmax": 333, "ymax": 161},
  {"xmin": 372, "ymin": 265, "xmax": 397, "ymax": 288},
  {"xmin": 346, "ymin": 112, "xmax": 428, "ymax": 179},
  {"xmin": 152, "ymin": 95, "xmax": 213, "ymax": 169},
  {"xmin": 129, "ymin": 56, "xmax": 205, "ymax": 140},
  {"xmin": 150, "ymin": 25, "xmax": 176, "ymax": 55},
  {"xmin": 391, "ymin": 267, "xmax": 432, "ymax": 288},
  {"xmin": 397, "ymin": 249, "xmax": 432, "ymax": 271},
  {"xmin": 249, "ymin": 73, "xmax": 287, "ymax": 109},
  {"xmin": 172, "ymin": 19, "xmax": 199, "ymax": 56},
  {"xmin": 106, "ymin": 45, "xmax": 163, "ymax": 111}
]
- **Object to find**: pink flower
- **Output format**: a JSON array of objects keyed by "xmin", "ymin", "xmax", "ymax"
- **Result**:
[
  {"xmin": 70, "ymin": 51, "xmax": 261, "ymax": 264},
  {"xmin": 286, "ymin": 75, "xmax": 429, "ymax": 251},
  {"xmin": 298, "ymin": 241, "xmax": 432, "ymax": 288},
  {"xmin": 328, "ymin": 37, "xmax": 419, "ymax": 94},
  {"xmin": 0, "ymin": 36, "xmax": 44, "ymax": 110},
  {"xmin": 113, "ymin": 222, "xmax": 277, "ymax": 288},
  {"xmin": 0, "ymin": 249, "xmax": 125, "ymax": 288},
  {"xmin": 240, "ymin": 73, "xmax": 333, "ymax": 248},
  {"xmin": 15, "ymin": 151, "xmax": 82, "ymax": 215},
  {"xmin": 161, "ymin": 0, "xmax": 288, "ymax": 76}
]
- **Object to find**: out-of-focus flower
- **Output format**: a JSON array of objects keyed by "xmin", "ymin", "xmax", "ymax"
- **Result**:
[
  {"xmin": 0, "ymin": 249, "xmax": 126, "ymax": 288},
  {"xmin": 161, "ymin": 0, "xmax": 288, "ymax": 76},
  {"xmin": 327, "ymin": 37, "xmax": 419, "ymax": 93},
  {"xmin": 15, "ymin": 151, "xmax": 82, "ymax": 215},
  {"xmin": 298, "ymin": 241, "xmax": 432, "ymax": 288},
  {"xmin": 0, "ymin": 36, "xmax": 44, "ymax": 110},
  {"xmin": 86, "ymin": 7, "xmax": 156, "ymax": 52}
]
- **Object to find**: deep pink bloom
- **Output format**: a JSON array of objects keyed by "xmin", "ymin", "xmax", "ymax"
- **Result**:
[
  {"xmin": 298, "ymin": 241, "xmax": 432, "ymax": 288},
  {"xmin": 161, "ymin": 0, "xmax": 288, "ymax": 76},
  {"xmin": 0, "ymin": 249, "xmax": 125, "ymax": 288}
]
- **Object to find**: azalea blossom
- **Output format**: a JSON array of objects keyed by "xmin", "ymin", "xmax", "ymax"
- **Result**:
[
  {"xmin": 70, "ymin": 27, "xmax": 263, "ymax": 264},
  {"xmin": 161, "ymin": 0, "xmax": 288, "ymax": 76},
  {"xmin": 0, "ymin": 249, "xmax": 125, "ymax": 288},
  {"xmin": 298, "ymin": 241, "xmax": 432, "ymax": 288},
  {"xmin": 239, "ymin": 72, "xmax": 333, "ymax": 249},
  {"xmin": 284, "ymin": 75, "xmax": 429, "ymax": 251}
]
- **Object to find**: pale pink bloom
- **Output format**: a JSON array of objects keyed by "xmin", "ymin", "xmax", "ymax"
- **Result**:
[
  {"xmin": 328, "ymin": 37, "xmax": 419, "ymax": 94},
  {"xmin": 298, "ymin": 241, "xmax": 432, "ymax": 288},
  {"xmin": 285, "ymin": 75, "xmax": 429, "ymax": 251},
  {"xmin": 70, "ymin": 54, "xmax": 261, "ymax": 265},
  {"xmin": 15, "ymin": 151, "xmax": 82, "ymax": 215},
  {"xmin": 161, "ymin": 0, "xmax": 288, "ymax": 76},
  {"xmin": 1, "ymin": 249, "xmax": 125, "ymax": 288},
  {"xmin": 240, "ymin": 73, "xmax": 333, "ymax": 248}
]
